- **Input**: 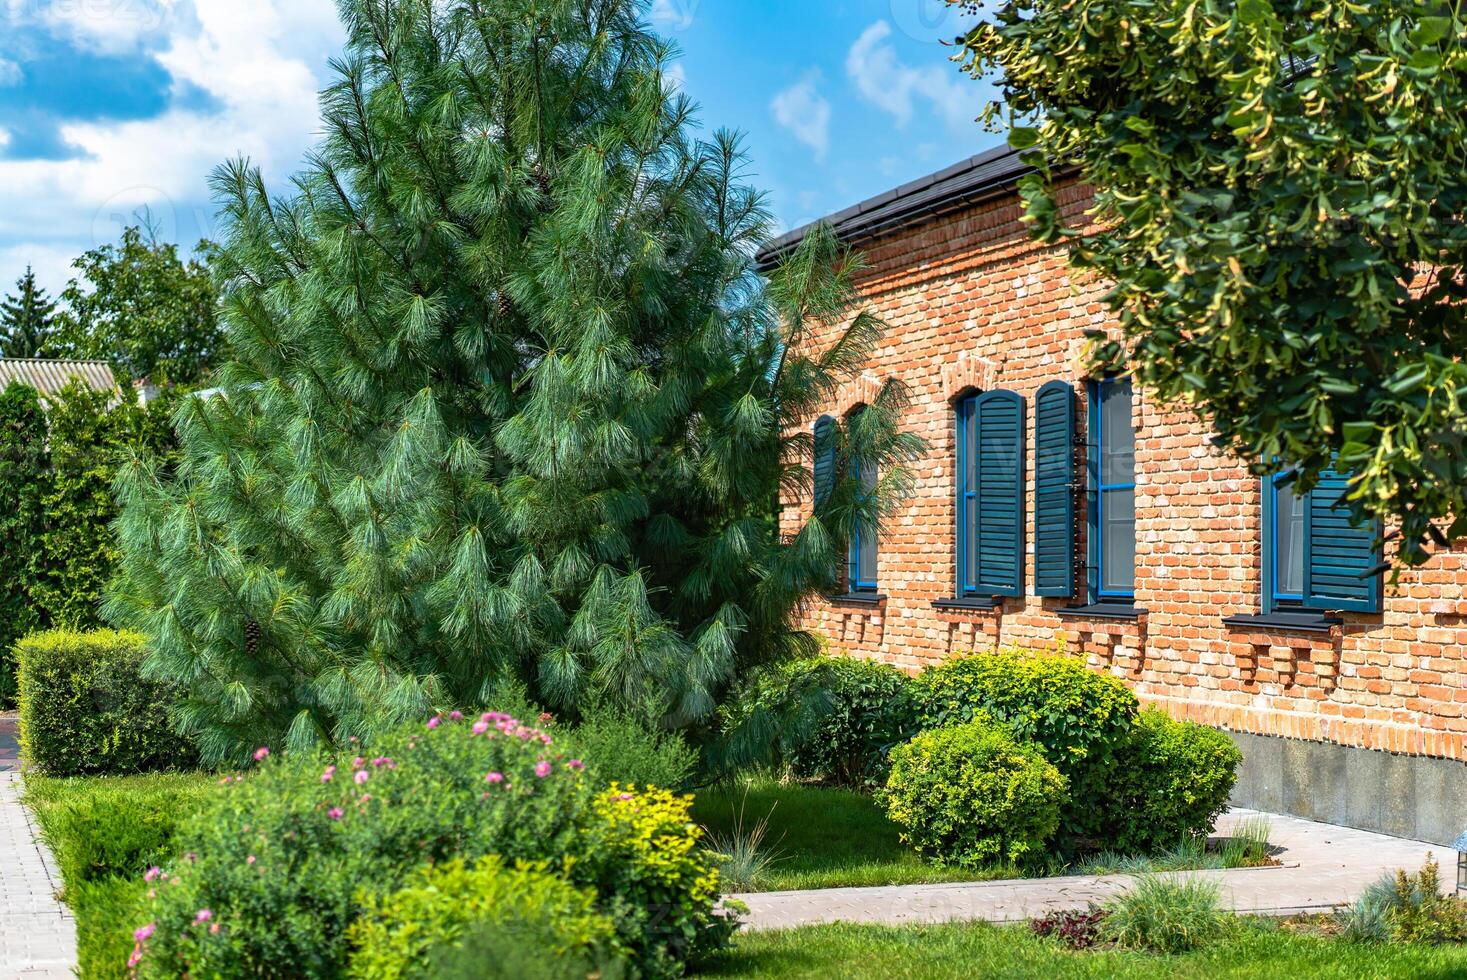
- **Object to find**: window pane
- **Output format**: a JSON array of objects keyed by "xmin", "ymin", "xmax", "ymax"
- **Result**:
[
  {"xmin": 1102, "ymin": 488, "xmax": 1135, "ymax": 593},
  {"xmin": 963, "ymin": 493, "xmax": 977, "ymax": 592},
  {"xmin": 858, "ymin": 524, "xmax": 878, "ymax": 585},
  {"xmin": 1100, "ymin": 380, "xmax": 1135, "ymax": 486},
  {"xmin": 1275, "ymin": 481, "xmax": 1305, "ymax": 597}
]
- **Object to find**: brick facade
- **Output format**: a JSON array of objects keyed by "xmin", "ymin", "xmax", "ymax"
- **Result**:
[{"xmin": 777, "ymin": 176, "xmax": 1467, "ymax": 769}]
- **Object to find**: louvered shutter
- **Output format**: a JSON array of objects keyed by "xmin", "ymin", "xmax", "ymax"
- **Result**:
[
  {"xmin": 1303, "ymin": 467, "xmax": 1381, "ymax": 613},
  {"xmin": 812, "ymin": 415, "xmax": 835, "ymax": 510},
  {"xmin": 1033, "ymin": 381, "xmax": 1076, "ymax": 597},
  {"xmin": 973, "ymin": 390, "xmax": 1025, "ymax": 597}
]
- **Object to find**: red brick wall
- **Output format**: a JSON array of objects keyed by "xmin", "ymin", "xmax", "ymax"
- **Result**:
[{"xmin": 779, "ymin": 180, "xmax": 1467, "ymax": 764}]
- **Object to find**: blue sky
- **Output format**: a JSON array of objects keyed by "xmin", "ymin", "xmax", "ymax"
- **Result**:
[{"xmin": 0, "ymin": 0, "xmax": 1001, "ymax": 298}]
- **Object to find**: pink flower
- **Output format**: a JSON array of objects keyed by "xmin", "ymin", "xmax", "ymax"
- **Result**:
[
  {"xmin": 426, "ymin": 716, "xmax": 441, "ymax": 730},
  {"xmin": 485, "ymin": 771, "xmax": 504, "ymax": 784},
  {"xmin": 143, "ymin": 866, "xmax": 161, "ymax": 883},
  {"xmin": 568, "ymin": 759, "xmax": 585, "ymax": 771},
  {"xmin": 352, "ymin": 756, "xmax": 365, "ymax": 769},
  {"xmin": 253, "ymin": 746, "xmax": 270, "ymax": 762},
  {"xmin": 354, "ymin": 770, "xmax": 369, "ymax": 785},
  {"xmin": 449, "ymin": 710, "xmax": 463, "ymax": 721},
  {"xmin": 133, "ymin": 923, "xmax": 155, "ymax": 942},
  {"xmin": 209, "ymin": 922, "xmax": 221, "ymax": 935},
  {"xmin": 320, "ymin": 765, "xmax": 336, "ymax": 783},
  {"xmin": 535, "ymin": 760, "xmax": 552, "ymax": 779},
  {"xmin": 327, "ymin": 807, "xmax": 344, "ymax": 820},
  {"xmin": 246, "ymin": 855, "xmax": 256, "ymax": 866},
  {"xmin": 539, "ymin": 712, "xmax": 553, "ymax": 722},
  {"xmin": 613, "ymin": 793, "xmax": 634, "ymax": 802},
  {"xmin": 127, "ymin": 951, "xmax": 142, "ymax": 968},
  {"xmin": 371, "ymin": 756, "xmax": 394, "ymax": 769},
  {"xmin": 471, "ymin": 720, "xmax": 489, "ymax": 735},
  {"xmin": 195, "ymin": 909, "xmax": 213, "ymax": 924}
]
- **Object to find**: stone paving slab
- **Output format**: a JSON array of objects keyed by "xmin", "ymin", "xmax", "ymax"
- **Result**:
[
  {"xmin": 0, "ymin": 771, "xmax": 78, "ymax": 978},
  {"xmin": 732, "ymin": 807, "xmax": 1458, "ymax": 931}
]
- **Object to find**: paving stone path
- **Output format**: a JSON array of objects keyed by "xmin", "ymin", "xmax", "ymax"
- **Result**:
[
  {"xmin": 732, "ymin": 808, "xmax": 1458, "ymax": 931},
  {"xmin": 0, "ymin": 714, "xmax": 78, "ymax": 977}
]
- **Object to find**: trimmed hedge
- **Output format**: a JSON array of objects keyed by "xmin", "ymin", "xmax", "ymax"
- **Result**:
[
  {"xmin": 915, "ymin": 650, "xmax": 1137, "ymax": 838},
  {"xmin": 16, "ymin": 630, "xmax": 195, "ymax": 777},
  {"xmin": 1101, "ymin": 709, "xmax": 1242, "ymax": 852},
  {"xmin": 882, "ymin": 720, "xmax": 1067, "ymax": 868}
]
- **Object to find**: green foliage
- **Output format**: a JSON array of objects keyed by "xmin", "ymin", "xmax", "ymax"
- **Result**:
[
  {"xmin": 16, "ymin": 629, "xmax": 197, "ymax": 777},
  {"xmin": 1099, "ymin": 709, "xmax": 1242, "ymax": 853},
  {"xmin": 428, "ymin": 917, "xmax": 626, "ymax": 980},
  {"xmin": 1382, "ymin": 856, "xmax": 1467, "ymax": 944},
  {"xmin": 346, "ymin": 856, "xmax": 621, "ymax": 980},
  {"xmin": 915, "ymin": 649, "xmax": 1136, "ymax": 838},
  {"xmin": 882, "ymin": 720, "xmax": 1067, "ymax": 869},
  {"xmin": 54, "ymin": 224, "xmax": 222, "ymax": 386},
  {"xmin": 720, "ymin": 654, "xmax": 919, "ymax": 787},
  {"xmin": 0, "ymin": 266, "xmax": 61, "ymax": 358},
  {"xmin": 32, "ymin": 380, "xmax": 175, "ymax": 629},
  {"xmin": 0, "ymin": 381, "xmax": 50, "ymax": 702},
  {"xmin": 1099, "ymin": 875, "xmax": 1232, "ymax": 955},
  {"xmin": 107, "ymin": 0, "xmax": 923, "ymax": 764},
  {"xmin": 26, "ymin": 773, "xmax": 214, "ymax": 885},
  {"xmin": 558, "ymin": 704, "xmax": 697, "ymax": 790},
  {"xmin": 956, "ymin": 0, "xmax": 1467, "ymax": 565},
  {"xmin": 131, "ymin": 712, "xmax": 730, "ymax": 978}
]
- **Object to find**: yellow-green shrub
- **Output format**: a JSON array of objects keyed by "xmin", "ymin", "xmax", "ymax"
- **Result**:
[{"xmin": 346, "ymin": 857, "xmax": 620, "ymax": 979}]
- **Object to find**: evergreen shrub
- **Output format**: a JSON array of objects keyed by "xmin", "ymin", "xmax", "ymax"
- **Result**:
[
  {"xmin": 346, "ymin": 856, "xmax": 621, "ymax": 980},
  {"xmin": 1100, "ymin": 709, "xmax": 1242, "ymax": 852},
  {"xmin": 0, "ymin": 381, "xmax": 49, "ymax": 702},
  {"xmin": 130, "ymin": 712, "xmax": 730, "ymax": 979},
  {"xmin": 915, "ymin": 649, "xmax": 1137, "ymax": 837},
  {"xmin": 16, "ymin": 629, "xmax": 195, "ymax": 777},
  {"xmin": 882, "ymin": 720, "xmax": 1067, "ymax": 868},
  {"xmin": 721, "ymin": 655, "xmax": 919, "ymax": 787}
]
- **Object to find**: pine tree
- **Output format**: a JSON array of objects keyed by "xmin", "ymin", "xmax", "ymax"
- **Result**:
[
  {"xmin": 0, "ymin": 267, "xmax": 60, "ymax": 359},
  {"xmin": 107, "ymin": 0, "xmax": 920, "ymax": 763}
]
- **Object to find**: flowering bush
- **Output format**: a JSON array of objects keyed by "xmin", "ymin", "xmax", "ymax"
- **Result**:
[
  {"xmin": 345, "ymin": 856, "xmax": 621, "ymax": 979},
  {"xmin": 128, "ymin": 711, "xmax": 730, "ymax": 978}
]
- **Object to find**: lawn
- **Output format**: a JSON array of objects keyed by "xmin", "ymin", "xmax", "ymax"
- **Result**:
[
  {"xmin": 696, "ymin": 920, "xmax": 1467, "ymax": 979},
  {"xmin": 691, "ymin": 777, "xmax": 1018, "ymax": 891}
]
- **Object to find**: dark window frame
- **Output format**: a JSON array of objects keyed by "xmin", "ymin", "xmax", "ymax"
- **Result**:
[{"xmin": 1087, "ymin": 377, "xmax": 1136, "ymax": 603}]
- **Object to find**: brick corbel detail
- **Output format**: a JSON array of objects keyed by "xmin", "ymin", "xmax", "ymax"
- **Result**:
[
  {"xmin": 835, "ymin": 372, "xmax": 887, "ymax": 416},
  {"xmin": 940, "ymin": 352, "xmax": 1000, "ymax": 400}
]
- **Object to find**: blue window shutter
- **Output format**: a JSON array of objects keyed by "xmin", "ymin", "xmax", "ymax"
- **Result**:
[
  {"xmin": 973, "ymin": 390, "xmax": 1025, "ymax": 598},
  {"xmin": 1303, "ymin": 468, "xmax": 1382, "ymax": 613},
  {"xmin": 1033, "ymin": 381, "xmax": 1076, "ymax": 597},
  {"xmin": 812, "ymin": 415, "xmax": 835, "ymax": 510}
]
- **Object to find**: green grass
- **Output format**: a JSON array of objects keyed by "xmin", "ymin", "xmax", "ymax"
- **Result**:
[
  {"xmin": 25, "ymin": 771, "xmax": 216, "ymax": 979},
  {"xmin": 692, "ymin": 778, "xmax": 1018, "ymax": 891},
  {"xmin": 695, "ymin": 920, "xmax": 1467, "ymax": 979}
]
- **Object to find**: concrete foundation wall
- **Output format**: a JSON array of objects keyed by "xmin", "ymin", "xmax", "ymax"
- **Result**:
[{"xmin": 1228, "ymin": 730, "xmax": 1467, "ymax": 847}]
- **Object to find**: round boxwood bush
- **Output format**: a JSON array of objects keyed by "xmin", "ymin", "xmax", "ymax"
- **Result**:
[
  {"xmin": 882, "ymin": 720, "xmax": 1068, "ymax": 868},
  {"xmin": 1100, "ymin": 709, "xmax": 1242, "ymax": 853},
  {"xmin": 127, "ymin": 711, "xmax": 730, "ymax": 979},
  {"xmin": 346, "ymin": 856, "xmax": 622, "ymax": 979},
  {"xmin": 720, "ymin": 655, "xmax": 919, "ymax": 788},
  {"xmin": 915, "ymin": 649, "xmax": 1136, "ymax": 838}
]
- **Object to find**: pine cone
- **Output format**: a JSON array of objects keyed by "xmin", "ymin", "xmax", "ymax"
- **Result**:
[
  {"xmin": 497, "ymin": 292, "xmax": 515, "ymax": 319},
  {"xmin": 244, "ymin": 619, "xmax": 261, "ymax": 656},
  {"xmin": 530, "ymin": 164, "xmax": 551, "ymax": 198}
]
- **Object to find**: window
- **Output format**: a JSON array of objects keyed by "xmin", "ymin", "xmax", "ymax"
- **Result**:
[
  {"xmin": 1089, "ymin": 377, "xmax": 1136, "ymax": 601},
  {"xmin": 955, "ymin": 390, "xmax": 1025, "ymax": 599},
  {"xmin": 1266, "ymin": 470, "xmax": 1306, "ymax": 606},
  {"xmin": 1261, "ymin": 466, "xmax": 1381, "ymax": 614},
  {"xmin": 848, "ymin": 454, "xmax": 878, "ymax": 593}
]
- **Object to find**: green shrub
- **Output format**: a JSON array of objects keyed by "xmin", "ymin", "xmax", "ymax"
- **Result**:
[
  {"xmin": 1099, "ymin": 709, "xmax": 1241, "ymax": 852},
  {"xmin": 1382, "ymin": 856, "xmax": 1467, "ymax": 944},
  {"xmin": 1099, "ymin": 875, "xmax": 1232, "ymax": 954},
  {"xmin": 0, "ymin": 381, "xmax": 50, "ymax": 706},
  {"xmin": 16, "ymin": 629, "xmax": 196, "ymax": 777},
  {"xmin": 130, "ymin": 711, "xmax": 731, "ymax": 978},
  {"xmin": 915, "ymin": 649, "xmax": 1136, "ymax": 837},
  {"xmin": 882, "ymin": 720, "xmax": 1067, "ymax": 868},
  {"xmin": 722, "ymin": 655, "xmax": 919, "ymax": 788},
  {"xmin": 427, "ymin": 918, "xmax": 627, "ymax": 980},
  {"xmin": 346, "ymin": 856, "xmax": 622, "ymax": 979},
  {"xmin": 560, "ymin": 705, "xmax": 697, "ymax": 790}
]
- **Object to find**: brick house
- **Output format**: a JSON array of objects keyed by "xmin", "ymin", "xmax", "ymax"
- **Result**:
[{"xmin": 758, "ymin": 145, "xmax": 1467, "ymax": 846}]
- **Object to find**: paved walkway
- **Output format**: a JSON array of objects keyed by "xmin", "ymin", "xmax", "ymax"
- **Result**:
[
  {"xmin": 732, "ymin": 808, "xmax": 1458, "ymax": 930},
  {"xmin": 0, "ymin": 713, "xmax": 77, "ymax": 978}
]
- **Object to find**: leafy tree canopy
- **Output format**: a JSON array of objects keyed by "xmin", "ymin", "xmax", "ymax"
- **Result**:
[
  {"xmin": 0, "ymin": 267, "xmax": 62, "ymax": 359},
  {"xmin": 108, "ymin": 0, "xmax": 919, "ymax": 764},
  {"xmin": 955, "ymin": 0, "xmax": 1467, "ymax": 565},
  {"xmin": 56, "ymin": 222, "xmax": 223, "ymax": 386}
]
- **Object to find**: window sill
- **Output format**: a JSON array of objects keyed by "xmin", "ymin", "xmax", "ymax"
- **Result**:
[
  {"xmin": 932, "ymin": 597, "xmax": 1001, "ymax": 612},
  {"xmin": 826, "ymin": 592, "xmax": 886, "ymax": 607},
  {"xmin": 1056, "ymin": 603, "xmax": 1146, "ymax": 621},
  {"xmin": 1222, "ymin": 611, "xmax": 1341, "ymax": 634}
]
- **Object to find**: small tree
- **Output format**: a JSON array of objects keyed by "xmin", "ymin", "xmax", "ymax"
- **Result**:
[
  {"xmin": 0, "ymin": 382, "xmax": 50, "ymax": 702},
  {"xmin": 954, "ymin": 0, "xmax": 1467, "ymax": 564},
  {"xmin": 107, "ymin": 0, "xmax": 920, "ymax": 763},
  {"xmin": 0, "ymin": 267, "xmax": 61, "ymax": 359},
  {"xmin": 55, "ymin": 224, "xmax": 223, "ymax": 386}
]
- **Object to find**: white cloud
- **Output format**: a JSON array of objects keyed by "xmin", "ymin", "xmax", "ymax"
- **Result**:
[
  {"xmin": 0, "ymin": 0, "xmax": 344, "ymax": 294},
  {"xmin": 0, "ymin": 56, "xmax": 20, "ymax": 85},
  {"xmin": 770, "ymin": 71, "xmax": 831, "ymax": 162},
  {"xmin": 648, "ymin": 0, "xmax": 696, "ymax": 31},
  {"xmin": 845, "ymin": 20, "xmax": 984, "ymax": 134}
]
